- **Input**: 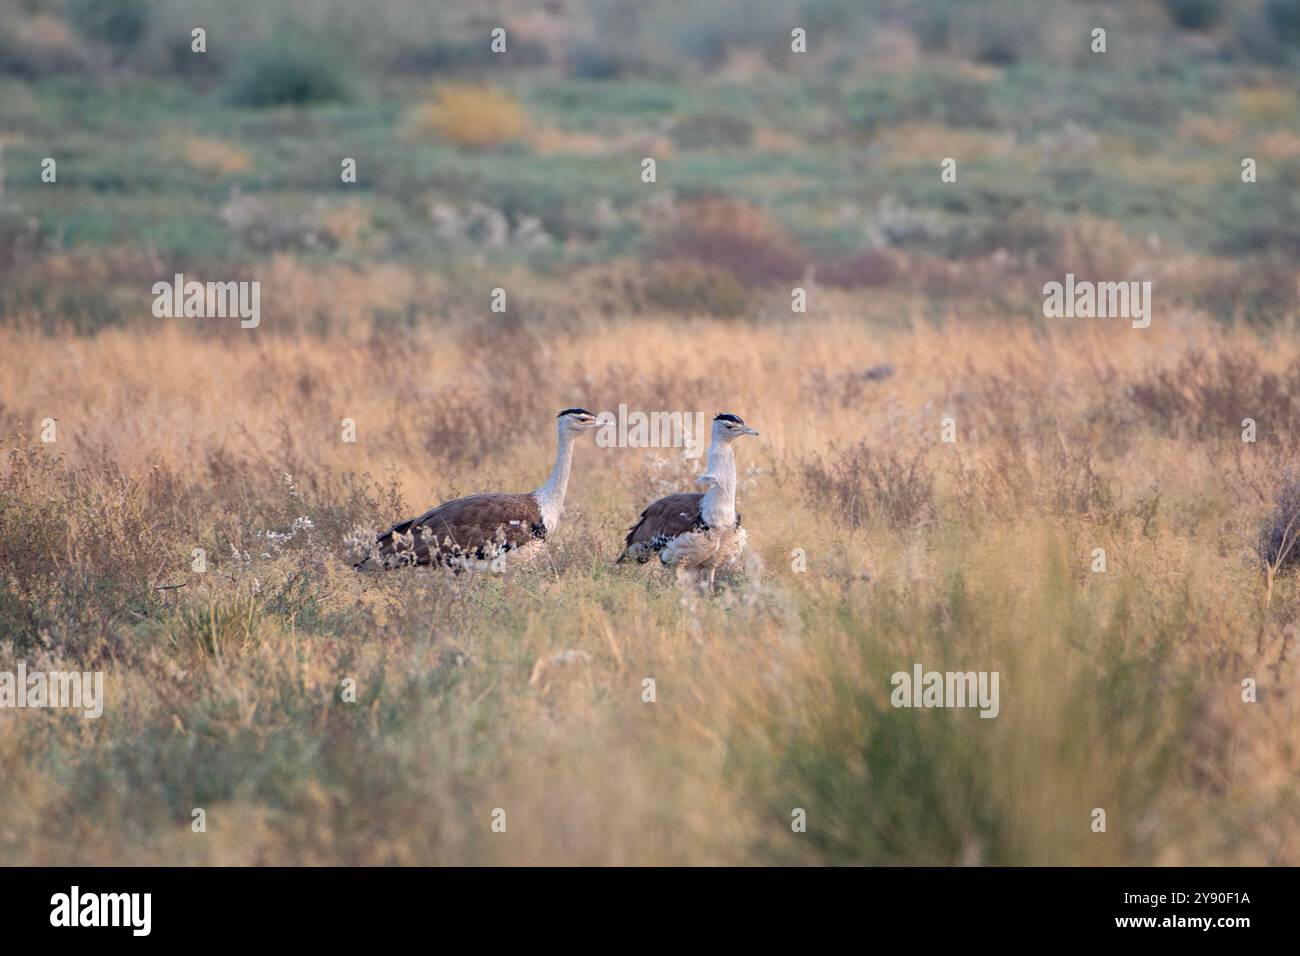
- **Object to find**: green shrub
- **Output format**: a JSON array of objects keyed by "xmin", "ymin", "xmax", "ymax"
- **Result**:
[
  {"xmin": 950, "ymin": 0, "xmax": 1040, "ymax": 66},
  {"xmin": 65, "ymin": 0, "xmax": 151, "ymax": 51},
  {"xmin": 1163, "ymin": 0, "xmax": 1223, "ymax": 29},
  {"xmin": 671, "ymin": 113, "xmax": 755, "ymax": 149},
  {"xmin": 565, "ymin": 40, "xmax": 627, "ymax": 80},
  {"xmin": 1267, "ymin": 0, "xmax": 1300, "ymax": 45},
  {"xmin": 390, "ymin": 35, "xmax": 548, "ymax": 75},
  {"xmin": 846, "ymin": 70, "xmax": 996, "ymax": 134},
  {"xmin": 166, "ymin": 29, "xmax": 230, "ymax": 81},
  {"xmin": 1207, "ymin": 175, "xmax": 1300, "ymax": 257},
  {"xmin": 225, "ymin": 44, "xmax": 351, "ymax": 108}
]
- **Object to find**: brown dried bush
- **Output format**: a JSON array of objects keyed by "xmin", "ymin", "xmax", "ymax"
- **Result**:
[
  {"xmin": 652, "ymin": 198, "xmax": 806, "ymax": 285},
  {"xmin": 1128, "ymin": 351, "xmax": 1300, "ymax": 444},
  {"xmin": 817, "ymin": 249, "xmax": 898, "ymax": 288}
]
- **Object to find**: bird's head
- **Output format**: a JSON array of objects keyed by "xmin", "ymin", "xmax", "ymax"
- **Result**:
[
  {"xmin": 557, "ymin": 407, "xmax": 602, "ymax": 437},
  {"xmin": 712, "ymin": 413, "xmax": 758, "ymax": 443}
]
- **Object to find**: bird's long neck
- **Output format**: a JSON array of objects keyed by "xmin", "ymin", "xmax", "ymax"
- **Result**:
[
  {"xmin": 533, "ymin": 426, "xmax": 577, "ymax": 532},
  {"xmin": 700, "ymin": 440, "xmax": 738, "ymax": 528}
]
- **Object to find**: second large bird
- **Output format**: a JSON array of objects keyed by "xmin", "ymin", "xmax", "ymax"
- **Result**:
[{"xmin": 618, "ymin": 413, "xmax": 758, "ymax": 584}]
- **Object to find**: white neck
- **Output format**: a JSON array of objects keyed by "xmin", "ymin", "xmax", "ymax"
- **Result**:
[
  {"xmin": 533, "ymin": 425, "xmax": 578, "ymax": 532},
  {"xmin": 699, "ymin": 439, "xmax": 738, "ymax": 528}
]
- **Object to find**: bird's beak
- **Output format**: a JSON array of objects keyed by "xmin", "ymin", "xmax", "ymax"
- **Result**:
[{"xmin": 741, "ymin": 425, "xmax": 759, "ymax": 436}]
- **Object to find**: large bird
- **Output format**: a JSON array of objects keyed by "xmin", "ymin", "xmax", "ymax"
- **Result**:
[
  {"xmin": 618, "ymin": 413, "xmax": 758, "ymax": 585},
  {"xmin": 355, "ymin": 408, "xmax": 602, "ymax": 571}
]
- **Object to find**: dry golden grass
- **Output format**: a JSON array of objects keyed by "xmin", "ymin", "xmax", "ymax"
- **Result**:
[
  {"xmin": 528, "ymin": 125, "xmax": 610, "ymax": 156},
  {"xmin": 408, "ymin": 84, "xmax": 530, "ymax": 150},
  {"xmin": 177, "ymin": 135, "xmax": 253, "ymax": 177},
  {"xmin": 1, "ymin": 297, "xmax": 1298, "ymax": 865},
  {"xmin": 1231, "ymin": 85, "xmax": 1299, "ymax": 126}
]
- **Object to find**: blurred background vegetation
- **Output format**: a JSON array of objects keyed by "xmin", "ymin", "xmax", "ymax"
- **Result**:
[{"xmin": 0, "ymin": 0, "xmax": 1297, "ymax": 333}]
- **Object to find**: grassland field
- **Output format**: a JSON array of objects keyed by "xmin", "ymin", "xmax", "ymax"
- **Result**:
[{"xmin": 0, "ymin": 0, "xmax": 1298, "ymax": 864}]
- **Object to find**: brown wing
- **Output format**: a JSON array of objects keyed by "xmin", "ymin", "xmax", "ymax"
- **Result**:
[
  {"xmin": 364, "ymin": 493, "xmax": 545, "ymax": 569},
  {"xmin": 620, "ymin": 492, "xmax": 704, "ymax": 562}
]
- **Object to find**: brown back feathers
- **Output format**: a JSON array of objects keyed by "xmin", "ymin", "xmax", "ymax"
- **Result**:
[
  {"xmin": 364, "ymin": 493, "xmax": 545, "ymax": 569},
  {"xmin": 619, "ymin": 493, "xmax": 705, "ymax": 562}
]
